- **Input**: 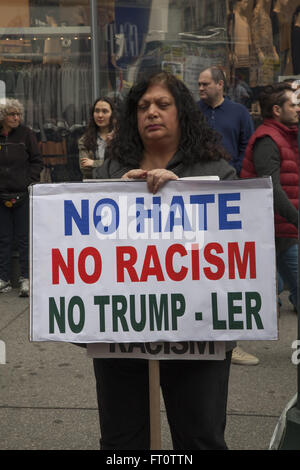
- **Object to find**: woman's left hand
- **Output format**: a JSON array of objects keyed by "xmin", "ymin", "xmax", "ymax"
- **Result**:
[
  {"xmin": 81, "ymin": 157, "xmax": 94, "ymax": 168},
  {"xmin": 146, "ymin": 169, "xmax": 178, "ymax": 194},
  {"xmin": 105, "ymin": 131, "xmax": 114, "ymax": 143}
]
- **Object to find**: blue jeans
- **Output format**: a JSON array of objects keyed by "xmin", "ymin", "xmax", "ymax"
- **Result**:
[{"xmin": 277, "ymin": 243, "xmax": 298, "ymax": 311}]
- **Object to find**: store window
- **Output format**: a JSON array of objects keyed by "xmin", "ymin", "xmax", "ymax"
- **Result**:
[
  {"xmin": 111, "ymin": 0, "xmax": 300, "ymax": 106},
  {"xmin": 0, "ymin": 0, "xmax": 299, "ymax": 182},
  {"xmin": 0, "ymin": 0, "xmax": 92, "ymax": 182}
]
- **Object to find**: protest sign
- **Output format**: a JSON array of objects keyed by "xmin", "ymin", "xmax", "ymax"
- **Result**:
[{"xmin": 29, "ymin": 178, "xmax": 278, "ymax": 343}]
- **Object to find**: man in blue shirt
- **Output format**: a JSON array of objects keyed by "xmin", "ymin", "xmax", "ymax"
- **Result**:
[
  {"xmin": 197, "ymin": 66, "xmax": 254, "ymax": 175},
  {"xmin": 198, "ymin": 66, "xmax": 258, "ymax": 366}
]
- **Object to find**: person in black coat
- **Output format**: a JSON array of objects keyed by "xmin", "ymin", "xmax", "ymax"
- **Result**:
[
  {"xmin": 0, "ymin": 99, "xmax": 43, "ymax": 296},
  {"xmin": 93, "ymin": 72, "xmax": 236, "ymax": 450}
]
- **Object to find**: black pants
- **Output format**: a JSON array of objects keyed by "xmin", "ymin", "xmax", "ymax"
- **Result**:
[
  {"xmin": 93, "ymin": 351, "xmax": 232, "ymax": 450},
  {"xmin": 0, "ymin": 197, "xmax": 29, "ymax": 281}
]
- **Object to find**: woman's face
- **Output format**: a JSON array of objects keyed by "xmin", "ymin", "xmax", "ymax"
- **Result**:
[
  {"xmin": 2, "ymin": 108, "xmax": 21, "ymax": 131},
  {"xmin": 93, "ymin": 100, "xmax": 112, "ymax": 130},
  {"xmin": 137, "ymin": 83, "xmax": 180, "ymax": 147}
]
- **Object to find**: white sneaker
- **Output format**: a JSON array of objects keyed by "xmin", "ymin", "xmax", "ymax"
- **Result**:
[
  {"xmin": 19, "ymin": 277, "xmax": 29, "ymax": 297},
  {"xmin": 0, "ymin": 279, "xmax": 12, "ymax": 293},
  {"xmin": 231, "ymin": 346, "xmax": 259, "ymax": 366}
]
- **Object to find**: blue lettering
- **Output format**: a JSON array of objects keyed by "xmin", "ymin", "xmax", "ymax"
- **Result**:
[
  {"xmin": 165, "ymin": 196, "xmax": 192, "ymax": 232},
  {"xmin": 219, "ymin": 193, "xmax": 242, "ymax": 230},
  {"xmin": 93, "ymin": 198, "xmax": 119, "ymax": 234},
  {"xmin": 190, "ymin": 195, "xmax": 215, "ymax": 230},
  {"xmin": 136, "ymin": 197, "xmax": 161, "ymax": 233},
  {"xmin": 64, "ymin": 200, "xmax": 89, "ymax": 236}
]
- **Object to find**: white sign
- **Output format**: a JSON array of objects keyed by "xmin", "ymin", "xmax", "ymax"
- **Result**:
[
  {"xmin": 87, "ymin": 341, "xmax": 225, "ymax": 360},
  {"xmin": 29, "ymin": 178, "xmax": 278, "ymax": 343}
]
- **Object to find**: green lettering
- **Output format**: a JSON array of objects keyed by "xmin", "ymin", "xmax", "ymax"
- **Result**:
[
  {"xmin": 49, "ymin": 297, "xmax": 65, "ymax": 333},
  {"xmin": 171, "ymin": 293, "xmax": 185, "ymax": 330},
  {"xmin": 228, "ymin": 292, "xmax": 243, "ymax": 329},
  {"xmin": 246, "ymin": 292, "xmax": 264, "ymax": 329},
  {"xmin": 212, "ymin": 292, "xmax": 227, "ymax": 329},
  {"xmin": 149, "ymin": 294, "xmax": 169, "ymax": 331},
  {"xmin": 68, "ymin": 296, "xmax": 85, "ymax": 333},
  {"xmin": 94, "ymin": 295, "xmax": 110, "ymax": 332},
  {"xmin": 112, "ymin": 295, "xmax": 129, "ymax": 332},
  {"xmin": 130, "ymin": 295, "xmax": 146, "ymax": 331}
]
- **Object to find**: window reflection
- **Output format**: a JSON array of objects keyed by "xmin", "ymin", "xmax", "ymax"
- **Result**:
[{"xmin": 0, "ymin": 0, "xmax": 299, "ymax": 183}]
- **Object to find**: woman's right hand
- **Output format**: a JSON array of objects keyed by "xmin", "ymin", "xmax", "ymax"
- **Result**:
[{"xmin": 122, "ymin": 168, "xmax": 178, "ymax": 194}]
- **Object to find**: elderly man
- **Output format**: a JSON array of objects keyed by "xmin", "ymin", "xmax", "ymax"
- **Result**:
[{"xmin": 198, "ymin": 66, "xmax": 257, "ymax": 365}]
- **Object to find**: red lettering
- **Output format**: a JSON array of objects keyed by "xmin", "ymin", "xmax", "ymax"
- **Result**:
[
  {"xmin": 78, "ymin": 247, "xmax": 102, "ymax": 284},
  {"xmin": 140, "ymin": 245, "xmax": 164, "ymax": 282},
  {"xmin": 191, "ymin": 243, "xmax": 200, "ymax": 280},
  {"xmin": 52, "ymin": 248, "xmax": 74, "ymax": 284},
  {"xmin": 203, "ymin": 243, "xmax": 225, "ymax": 280},
  {"xmin": 116, "ymin": 246, "xmax": 139, "ymax": 282},
  {"xmin": 228, "ymin": 241, "xmax": 256, "ymax": 279},
  {"xmin": 165, "ymin": 243, "xmax": 188, "ymax": 281}
]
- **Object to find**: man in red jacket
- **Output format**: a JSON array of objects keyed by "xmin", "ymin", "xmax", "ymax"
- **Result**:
[{"xmin": 241, "ymin": 82, "xmax": 299, "ymax": 313}]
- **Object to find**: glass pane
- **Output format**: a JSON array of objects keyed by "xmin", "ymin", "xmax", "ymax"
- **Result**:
[
  {"xmin": 98, "ymin": 0, "xmax": 300, "ymax": 108},
  {"xmin": 1, "ymin": 0, "xmax": 299, "ymax": 183},
  {"xmin": 101, "ymin": 0, "xmax": 229, "ymax": 100},
  {"xmin": 0, "ymin": 1, "xmax": 92, "ymax": 182}
]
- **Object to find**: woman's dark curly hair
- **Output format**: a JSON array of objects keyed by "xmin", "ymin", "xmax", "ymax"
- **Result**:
[
  {"xmin": 110, "ymin": 72, "xmax": 229, "ymax": 166},
  {"xmin": 82, "ymin": 96, "xmax": 116, "ymax": 151}
]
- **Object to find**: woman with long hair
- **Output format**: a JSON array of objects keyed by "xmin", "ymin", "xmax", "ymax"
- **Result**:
[
  {"xmin": 93, "ymin": 72, "xmax": 236, "ymax": 450},
  {"xmin": 78, "ymin": 96, "xmax": 116, "ymax": 179}
]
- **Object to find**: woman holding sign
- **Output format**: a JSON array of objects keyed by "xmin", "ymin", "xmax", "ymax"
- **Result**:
[{"xmin": 93, "ymin": 72, "xmax": 236, "ymax": 450}]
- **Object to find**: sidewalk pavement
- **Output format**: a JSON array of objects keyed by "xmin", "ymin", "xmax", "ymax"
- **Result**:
[{"xmin": 0, "ymin": 288, "xmax": 298, "ymax": 450}]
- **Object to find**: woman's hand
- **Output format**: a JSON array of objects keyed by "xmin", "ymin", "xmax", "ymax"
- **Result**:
[
  {"xmin": 122, "ymin": 168, "xmax": 178, "ymax": 193},
  {"xmin": 105, "ymin": 131, "xmax": 114, "ymax": 143},
  {"xmin": 122, "ymin": 169, "xmax": 148, "ymax": 180},
  {"xmin": 81, "ymin": 157, "xmax": 94, "ymax": 168},
  {"xmin": 146, "ymin": 169, "xmax": 178, "ymax": 194}
]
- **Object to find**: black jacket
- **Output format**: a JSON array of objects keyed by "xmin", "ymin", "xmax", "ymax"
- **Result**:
[{"xmin": 0, "ymin": 124, "xmax": 43, "ymax": 192}]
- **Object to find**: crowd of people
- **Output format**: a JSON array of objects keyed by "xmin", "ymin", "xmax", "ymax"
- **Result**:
[{"xmin": 0, "ymin": 67, "xmax": 299, "ymax": 450}]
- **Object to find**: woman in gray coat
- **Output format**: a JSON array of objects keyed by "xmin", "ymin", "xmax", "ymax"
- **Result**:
[{"xmin": 93, "ymin": 72, "xmax": 236, "ymax": 450}]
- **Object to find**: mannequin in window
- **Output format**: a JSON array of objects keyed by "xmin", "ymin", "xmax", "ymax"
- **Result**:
[
  {"xmin": 291, "ymin": 6, "xmax": 300, "ymax": 75},
  {"xmin": 271, "ymin": 0, "xmax": 291, "ymax": 75},
  {"xmin": 43, "ymin": 8, "xmax": 62, "ymax": 65},
  {"xmin": 250, "ymin": 0, "xmax": 279, "ymax": 87},
  {"xmin": 228, "ymin": 0, "xmax": 251, "ymax": 83}
]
